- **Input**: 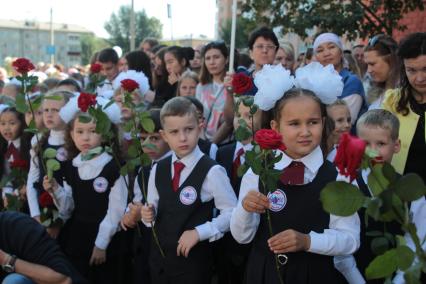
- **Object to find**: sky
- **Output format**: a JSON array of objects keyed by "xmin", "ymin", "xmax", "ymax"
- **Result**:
[{"xmin": 0, "ymin": 0, "xmax": 218, "ymax": 39}]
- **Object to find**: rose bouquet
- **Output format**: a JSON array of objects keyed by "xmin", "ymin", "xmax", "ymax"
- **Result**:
[{"xmin": 0, "ymin": 159, "xmax": 29, "ymax": 212}]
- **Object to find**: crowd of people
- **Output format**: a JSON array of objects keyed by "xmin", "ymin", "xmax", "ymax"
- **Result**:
[{"xmin": 0, "ymin": 26, "xmax": 425, "ymax": 284}]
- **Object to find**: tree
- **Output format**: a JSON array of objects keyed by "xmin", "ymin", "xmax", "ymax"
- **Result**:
[
  {"xmin": 242, "ymin": 0, "xmax": 425, "ymax": 40},
  {"xmin": 80, "ymin": 34, "xmax": 110, "ymax": 65},
  {"xmin": 219, "ymin": 17, "xmax": 257, "ymax": 49},
  {"xmin": 104, "ymin": 5, "xmax": 162, "ymax": 53}
]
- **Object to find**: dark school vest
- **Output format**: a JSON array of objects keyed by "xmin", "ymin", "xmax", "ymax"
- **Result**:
[
  {"xmin": 151, "ymin": 155, "xmax": 216, "ymax": 276},
  {"xmin": 354, "ymin": 174, "xmax": 404, "ymax": 282},
  {"xmin": 34, "ymin": 142, "xmax": 67, "ymax": 195},
  {"xmin": 216, "ymin": 142, "xmax": 243, "ymax": 194},
  {"xmin": 246, "ymin": 161, "xmax": 346, "ymax": 284},
  {"xmin": 198, "ymin": 138, "xmax": 212, "ymax": 157},
  {"xmin": 60, "ymin": 158, "xmax": 120, "ymax": 258}
]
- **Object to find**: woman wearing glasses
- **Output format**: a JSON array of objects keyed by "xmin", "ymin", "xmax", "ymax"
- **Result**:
[
  {"xmin": 383, "ymin": 32, "xmax": 426, "ymax": 184},
  {"xmin": 313, "ymin": 33, "xmax": 366, "ymax": 125},
  {"xmin": 364, "ymin": 35, "xmax": 400, "ymax": 110}
]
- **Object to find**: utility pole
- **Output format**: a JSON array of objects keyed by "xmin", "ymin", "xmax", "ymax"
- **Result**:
[
  {"xmin": 50, "ymin": 7, "xmax": 54, "ymax": 65},
  {"xmin": 130, "ymin": 0, "xmax": 136, "ymax": 51}
]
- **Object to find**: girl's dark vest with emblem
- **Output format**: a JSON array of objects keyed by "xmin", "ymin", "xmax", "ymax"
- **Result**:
[
  {"xmin": 34, "ymin": 143, "xmax": 66, "ymax": 195},
  {"xmin": 247, "ymin": 161, "xmax": 346, "ymax": 284},
  {"xmin": 60, "ymin": 158, "xmax": 120, "ymax": 258},
  {"xmin": 151, "ymin": 155, "xmax": 216, "ymax": 277},
  {"xmin": 354, "ymin": 174, "xmax": 404, "ymax": 283}
]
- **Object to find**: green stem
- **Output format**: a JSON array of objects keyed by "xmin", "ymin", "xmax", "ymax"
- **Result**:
[
  {"xmin": 261, "ymin": 153, "xmax": 284, "ymax": 284},
  {"xmin": 131, "ymin": 109, "xmax": 165, "ymax": 258}
]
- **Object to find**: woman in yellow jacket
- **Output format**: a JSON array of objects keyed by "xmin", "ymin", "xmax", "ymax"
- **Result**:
[{"xmin": 382, "ymin": 32, "xmax": 426, "ymax": 182}]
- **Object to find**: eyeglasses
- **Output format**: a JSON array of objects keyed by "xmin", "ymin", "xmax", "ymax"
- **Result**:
[{"xmin": 254, "ymin": 44, "xmax": 277, "ymax": 51}]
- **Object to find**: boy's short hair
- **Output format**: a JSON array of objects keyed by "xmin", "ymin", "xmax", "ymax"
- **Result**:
[
  {"xmin": 98, "ymin": 48, "xmax": 119, "ymax": 64},
  {"xmin": 160, "ymin": 97, "xmax": 199, "ymax": 127},
  {"xmin": 356, "ymin": 109, "xmax": 400, "ymax": 141},
  {"xmin": 327, "ymin": 98, "xmax": 348, "ymax": 108},
  {"xmin": 183, "ymin": 96, "xmax": 204, "ymax": 115}
]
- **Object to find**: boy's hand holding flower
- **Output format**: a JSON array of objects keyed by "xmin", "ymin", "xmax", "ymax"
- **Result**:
[
  {"xmin": 141, "ymin": 204, "xmax": 155, "ymax": 223},
  {"xmin": 242, "ymin": 190, "xmax": 270, "ymax": 213},
  {"xmin": 268, "ymin": 229, "xmax": 311, "ymax": 254}
]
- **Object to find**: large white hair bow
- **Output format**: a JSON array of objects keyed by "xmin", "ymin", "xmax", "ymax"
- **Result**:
[
  {"xmin": 113, "ymin": 70, "xmax": 150, "ymax": 95},
  {"xmin": 294, "ymin": 62, "xmax": 343, "ymax": 104},
  {"xmin": 254, "ymin": 64, "xmax": 295, "ymax": 111}
]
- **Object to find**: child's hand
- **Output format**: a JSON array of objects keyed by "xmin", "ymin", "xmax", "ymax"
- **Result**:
[
  {"xmin": 177, "ymin": 229, "xmax": 199, "ymax": 258},
  {"xmin": 168, "ymin": 72, "xmax": 180, "ymax": 85},
  {"xmin": 121, "ymin": 213, "xmax": 136, "ymax": 230},
  {"xmin": 267, "ymin": 229, "xmax": 311, "ymax": 254},
  {"xmin": 19, "ymin": 185, "xmax": 27, "ymax": 200},
  {"xmin": 242, "ymin": 190, "xmax": 270, "ymax": 213},
  {"xmin": 129, "ymin": 202, "xmax": 142, "ymax": 220},
  {"xmin": 89, "ymin": 246, "xmax": 106, "ymax": 266},
  {"xmin": 42, "ymin": 176, "xmax": 58, "ymax": 193},
  {"xmin": 141, "ymin": 204, "xmax": 155, "ymax": 223},
  {"xmin": 46, "ymin": 226, "xmax": 61, "ymax": 239}
]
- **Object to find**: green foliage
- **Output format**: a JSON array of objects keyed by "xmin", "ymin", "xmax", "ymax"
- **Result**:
[
  {"xmin": 242, "ymin": 0, "xmax": 425, "ymax": 40},
  {"xmin": 46, "ymin": 159, "xmax": 60, "ymax": 180},
  {"xmin": 43, "ymin": 148, "xmax": 57, "ymax": 159},
  {"xmin": 235, "ymin": 119, "xmax": 252, "ymax": 142},
  {"xmin": 394, "ymin": 174, "xmax": 426, "ymax": 202},
  {"xmin": 368, "ymin": 164, "xmax": 390, "ymax": 196},
  {"xmin": 320, "ymin": 181, "xmax": 366, "ymax": 216},
  {"xmin": 219, "ymin": 17, "xmax": 257, "ymax": 49},
  {"xmin": 80, "ymin": 33, "xmax": 110, "ymax": 65},
  {"xmin": 104, "ymin": 6, "xmax": 162, "ymax": 53}
]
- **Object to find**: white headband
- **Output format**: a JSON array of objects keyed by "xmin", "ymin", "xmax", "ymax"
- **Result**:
[
  {"xmin": 313, "ymin": 33, "xmax": 343, "ymax": 52},
  {"xmin": 0, "ymin": 104, "xmax": 9, "ymax": 114},
  {"xmin": 113, "ymin": 70, "xmax": 150, "ymax": 96},
  {"xmin": 294, "ymin": 62, "xmax": 343, "ymax": 104},
  {"xmin": 254, "ymin": 64, "xmax": 295, "ymax": 111},
  {"xmin": 59, "ymin": 93, "xmax": 122, "ymax": 124}
]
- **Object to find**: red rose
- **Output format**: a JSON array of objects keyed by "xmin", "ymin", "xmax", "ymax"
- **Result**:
[
  {"xmin": 90, "ymin": 63, "xmax": 102, "ymax": 74},
  {"xmin": 232, "ymin": 73, "xmax": 254, "ymax": 95},
  {"xmin": 39, "ymin": 191, "xmax": 54, "ymax": 208},
  {"xmin": 10, "ymin": 159, "xmax": 29, "ymax": 170},
  {"xmin": 121, "ymin": 79, "xmax": 139, "ymax": 93},
  {"xmin": 334, "ymin": 133, "xmax": 366, "ymax": 182},
  {"xmin": 254, "ymin": 129, "xmax": 287, "ymax": 151},
  {"xmin": 12, "ymin": 58, "xmax": 35, "ymax": 74},
  {"xmin": 78, "ymin": 93, "xmax": 97, "ymax": 112}
]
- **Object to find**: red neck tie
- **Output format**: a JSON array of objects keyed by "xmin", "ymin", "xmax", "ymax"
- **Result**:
[
  {"xmin": 172, "ymin": 161, "xmax": 185, "ymax": 192},
  {"xmin": 232, "ymin": 148, "xmax": 245, "ymax": 185},
  {"xmin": 280, "ymin": 161, "xmax": 305, "ymax": 185},
  {"xmin": 5, "ymin": 143, "xmax": 18, "ymax": 161}
]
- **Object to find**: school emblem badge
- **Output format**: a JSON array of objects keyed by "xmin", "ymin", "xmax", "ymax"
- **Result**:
[
  {"xmin": 93, "ymin": 177, "xmax": 108, "ymax": 193},
  {"xmin": 267, "ymin": 189, "xmax": 287, "ymax": 212},
  {"xmin": 56, "ymin": 147, "xmax": 68, "ymax": 162},
  {"xmin": 179, "ymin": 186, "xmax": 197, "ymax": 205}
]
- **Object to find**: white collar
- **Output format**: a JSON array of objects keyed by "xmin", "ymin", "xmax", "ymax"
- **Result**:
[
  {"xmin": 48, "ymin": 130, "xmax": 65, "ymax": 145},
  {"xmin": 8, "ymin": 138, "xmax": 20, "ymax": 149},
  {"xmin": 73, "ymin": 151, "xmax": 111, "ymax": 168},
  {"xmin": 171, "ymin": 146, "xmax": 203, "ymax": 169},
  {"xmin": 236, "ymin": 141, "xmax": 253, "ymax": 153},
  {"xmin": 274, "ymin": 146, "xmax": 324, "ymax": 173},
  {"xmin": 154, "ymin": 150, "xmax": 172, "ymax": 163}
]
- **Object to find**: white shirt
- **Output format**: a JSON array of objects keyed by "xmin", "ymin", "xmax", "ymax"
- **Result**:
[
  {"xmin": 327, "ymin": 145, "xmax": 337, "ymax": 163},
  {"xmin": 334, "ymin": 169, "xmax": 426, "ymax": 284},
  {"xmin": 131, "ymin": 151, "xmax": 172, "ymax": 204},
  {"xmin": 143, "ymin": 146, "xmax": 237, "ymax": 242},
  {"xmin": 53, "ymin": 152, "xmax": 128, "ymax": 250},
  {"xmin": 27, "ymin": 130, "xmax": 65, "ymax": 217},
  {"xmin": 230, "ymin": 146, "xmax": 360, "ymax": 256},
  {"xmin": 96, "ymin": 77, "xmax": 117, "ymax": 99}
]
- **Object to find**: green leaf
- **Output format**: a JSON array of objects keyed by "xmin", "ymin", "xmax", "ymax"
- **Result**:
[
  {"xmin": 78, "ymin": 115, "xmax": 92, "ymax": 124},
  {"xmin": 46, "ymin": 159, "xmax": 60, "ymax": 171},
  {"xmin": 237, "ymin": 163, "xmax": 249, "ymax": 177},
  {"xmin": 45, "ymin": 95, "xmax": 63, "ymax": 101},
  {"xmin": 140, "ymin": 153, "xmax": 151, "ymax": 167},
  {"xmin": 95, "ymin": 111, "xmax": 111, "ymax": 135},
  {"xmin": 24, "ymin": 128, "xmax": 39, "ymax": 134},
  {"xmin": 382, "ymin": 163, "xmax": 397, "ymax": 183},
  {"xmin": 249, "ymin": 104, "xmax": 258, "ymax": 115},
  {"xmin": 43, "ymin": 148, "xmax": 57, "ymax": 159},
  {"xmin": 371, "ymin": 237, "xmax": 389, "ymax": 255},
  {"xmin": 366, "ymin": 230, "xmax": 383, "ymax": 237},
  {"xmin": 366, "ymin": 249, "xmax": 398, "ymax": 279},
  {"xmin": 15, "ymin": 93, "xmax": 28, "ymax": 113},
  {"xmin": 395, "ymin": 245, "xmax": 415, "ymax": 270},
  {"xmin": 394, "ymin": 173, "xmax": 426, "ymax": 202},
  {"xmin": 242, "ymin": 96, "xmax": 254, "ymax": 107},
  {"xmin": 120, "ymin": 165, "xmax": 128, "ymax": 176},
  {"xmin": 367, "ymin": 164, "xmax": 390, "ymax": 197},
  {"xmin": 396, "ymin": 235, "xmax": 407, "ymax": 246},
  {"xmin": 141, "ymin": 117, "xmax": 155, "ymax": 133},
  {"xmin": 403, "ymin": 262, "xmax": 423, "ymax": 284},
  {"xmin": 103, "ymin": 99, "xmax": 115, "ymax": 110},
  {"xmin": 365, "ymin": 197, "xmax": 382, "ymax": 220},
  {"xmin": 320, "ymin": 181, "xmax": 366, "ymax": 216},
  {"xmin": 127, "ymin": 144, "xmax": 139, "ymax": 158},
  {"xmin": 235, "ymin": 123, "xmax": 252, "ymax": 142}
]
